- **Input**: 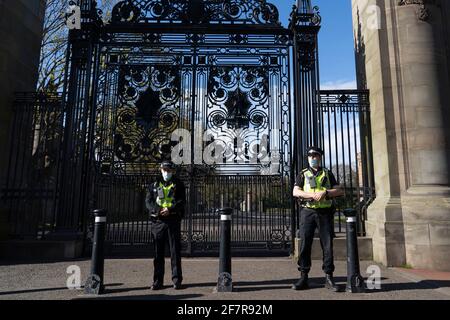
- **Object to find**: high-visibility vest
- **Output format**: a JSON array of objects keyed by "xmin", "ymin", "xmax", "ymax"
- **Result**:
[
  {"xmin": 302, "ymin": 168, "xmax": 333, "ymax": 209},
  {"xmin": 156, "ymin": 182, "xmax": 175, "ymax": 209}
]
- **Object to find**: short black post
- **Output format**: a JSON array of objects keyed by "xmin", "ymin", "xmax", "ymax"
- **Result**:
[
  {"xmin": 217, "ymin": 208, "xmax": 233, "ymax": 293},
  {"xmin": 85, "ymin": 209, "xmax": 107, "ymax": 295},
  {"xmin": 343, "ymin": 208, "xmax": 365, "ymax": 293}
]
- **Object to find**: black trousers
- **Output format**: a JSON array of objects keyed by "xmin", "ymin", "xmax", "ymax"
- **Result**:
[
  {"xmin": 151, "ymin": 219, "xmax": 183, "ymax": 284},
  {"xmin": 298, "ymin": 207, "xmax": 335, "ymax": 275}
]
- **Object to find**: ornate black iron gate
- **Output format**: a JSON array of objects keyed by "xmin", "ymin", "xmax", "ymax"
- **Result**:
[
  {"xmin": 89, "ymin": 0, "xmax": 297, "ymax": 254},
  {"xmin": 1, "ymin": 0, "xmax": 375, "ymax": 255},
  {"xmin": 51, "ymin": 0, "xmax": 320, "ymax": 253}
]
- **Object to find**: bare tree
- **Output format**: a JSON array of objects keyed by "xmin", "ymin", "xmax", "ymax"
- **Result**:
[
  {"xmin": 37, "ymin": 0, "xmax": 67, "ymax": 92},
  {"xmin": 37, "ymin": 0, "xmax": 117, "ymax": 93}
]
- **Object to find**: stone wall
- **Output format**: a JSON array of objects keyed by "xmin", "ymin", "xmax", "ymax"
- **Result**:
[
  {"xmin": 352, "ymin": 0, "xmax": 450, "ymax": 271},
  {"xmin": 0, "ymin": 0, "xmax": 46, "ymax": 238}
]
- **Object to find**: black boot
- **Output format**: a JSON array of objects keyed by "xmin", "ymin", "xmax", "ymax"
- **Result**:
[
  {"xmin": 151, "ymin": 280, "xmax": 164, "ymax": 290},
  {"xmin": 292, "ymin": 272, "xmax": 309, "ymax": 290},
  {"xmin": 173, "ymin": 281, "xmax": 182, "ymax": 290},
  {"xmin": 325, "ymin": 273, "xmax": 339, "ymax": 292}
]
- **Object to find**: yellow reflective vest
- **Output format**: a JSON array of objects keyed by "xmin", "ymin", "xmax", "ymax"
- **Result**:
[
  {"xmin": 156, "ymin": 182, "xmax": 175, "ymax": 209},
  {"xmin": 302, "ymin": 168, "xmax": 333, "ymax": 209}
]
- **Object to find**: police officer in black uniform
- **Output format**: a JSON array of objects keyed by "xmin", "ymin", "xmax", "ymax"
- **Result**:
[
  {"xmin": 146, "ymin": 160, "xmax": 186, "ymax": 290},
  {"xmin": 292, "ymin": 147, "xmax": 344, "ymax": 291}
]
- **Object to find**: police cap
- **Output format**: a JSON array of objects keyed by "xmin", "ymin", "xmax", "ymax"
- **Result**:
[
  {"xmin": 306, "ymin": 146, "xmax": 324, "ymax": 156},
  {"xmin": 160, "ymin": 160, "xmax": 176, "ymax": 170}
]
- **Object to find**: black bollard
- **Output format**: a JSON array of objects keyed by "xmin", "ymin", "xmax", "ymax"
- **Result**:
[
  {"xmin": 85, "ymin": 209, "xmax": 107, "ymax": 295},
  {"xmin": 217, "ymin": 208, "xmax": 233, "ymax": 293},
  {"xmin": 343, "ymin": 208, "xmax": 365, "ymax": 293}
]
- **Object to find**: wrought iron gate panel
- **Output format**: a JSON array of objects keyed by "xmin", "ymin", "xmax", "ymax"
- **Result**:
[
  {"xmin": 89, "ymin": 0, "xmax": 301, "ymax": 255},
  {"xmin": 2, "ymin": 93, "xmax": 64, "ymax": 239},
  {"xmin": 91, "ymin": 19, "xmax": 294, "ymax": 252},
  {"xmin": 188, "ymin": 175, "xmax": 291, "ymax": 252},
  {"xmin": 315, "ymin": 90, "xmax": 375, "ymax": 236}
]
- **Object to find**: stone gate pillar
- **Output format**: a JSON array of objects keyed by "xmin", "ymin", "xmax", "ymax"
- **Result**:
[
  {"xmin": 0, "ymin": 0, "xmax": 46, "ymax": 239},
  {"xmin": 353, "ymin": 0, "xmax": 450, "ymax": 270}
]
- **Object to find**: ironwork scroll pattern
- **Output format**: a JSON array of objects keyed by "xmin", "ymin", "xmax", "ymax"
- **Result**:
[
  {"xmin": 110, "ymin": 0, "xmax": 280, "ymax": 25},
  {"xmin": 205, "ymin": 66, "xmax": 270, "ymax": 167},
  {"xmin": 318, "ymin": 91, "xmax": 370, "ymax": 113},
  {"xmin": 95, "ymin": 62, "xmax": 181, "ymax": 173}
]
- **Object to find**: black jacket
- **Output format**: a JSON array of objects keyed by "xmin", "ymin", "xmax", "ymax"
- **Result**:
[{"xmin": 145, "ymin": 176, "xmax": 186, "ymax": 221}]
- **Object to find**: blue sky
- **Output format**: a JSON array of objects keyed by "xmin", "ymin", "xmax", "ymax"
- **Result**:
[{"xmin": 272, "ymin": 0, "xmax": 357, "ymax": 89}]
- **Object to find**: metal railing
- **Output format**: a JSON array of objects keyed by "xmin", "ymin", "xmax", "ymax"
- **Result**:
[
  {"xmin": 2, "ymin": 89, "xmax": 375, "ymax": 245},
  {"xmin": 94, "ymin": 173, "xmax": 292, "ymax": 254},
  {"xmin": 317, "ymin": 90, "xmax": 376, "ymax": 236},
  {"xmin": 1, "ymin": 93, "xmax": 64, "ymax": 239}
]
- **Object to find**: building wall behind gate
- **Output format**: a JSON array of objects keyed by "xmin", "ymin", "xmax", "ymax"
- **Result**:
[
  {"xmin": 353, "ymin": 0, "xmax": 450, "ymax": 271},
  {"xmin": 0, "ymin": 0, "xmax": 46, "ymax": 239}
]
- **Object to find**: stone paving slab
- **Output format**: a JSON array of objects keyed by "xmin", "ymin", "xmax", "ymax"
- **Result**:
[{"xmin": 0, "ymin": 258, "xmax": 449, "ymax": 300}]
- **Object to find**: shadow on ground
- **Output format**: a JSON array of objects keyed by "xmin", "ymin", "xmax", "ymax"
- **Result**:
[
  {"xmin": 374, "ymin": 280, "xmax": 450, "ymax": 293},
  {"xmin": 0, "ymin": 283, "xmax": 123, "ymax": 296},
  {"xmin": 2, "ymin": 277, "xmax": 448, "ymax": 299},
  {"xmin": 0, "ymin": 258, "xmax": 90, "ymax": 266},
  {"xmin": 73, "ymin": 294, "xmax": 204, "ymax": 300}
]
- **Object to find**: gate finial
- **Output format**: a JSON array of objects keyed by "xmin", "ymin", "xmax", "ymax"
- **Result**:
[{"xmin": 296, "ymin": 0, "xmax": 313, "ymax": 14}]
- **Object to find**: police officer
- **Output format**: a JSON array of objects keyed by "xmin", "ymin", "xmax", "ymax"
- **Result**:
[
  {"xmin": 146, "ymin": 160, "xmax": 186, "ymax": 290},
  {"xmin": 292, "ymin": 147, "xmax": 344, "ymax": 291}
]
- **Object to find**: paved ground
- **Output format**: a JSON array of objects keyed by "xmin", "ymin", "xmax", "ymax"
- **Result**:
[{"xmin": 0, "ymin": 258, "xmax": 450, "ymax": 300}]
